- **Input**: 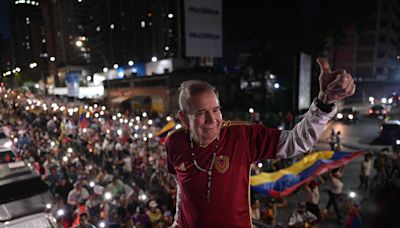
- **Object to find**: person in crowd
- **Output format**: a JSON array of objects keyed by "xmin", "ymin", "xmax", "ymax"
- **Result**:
[
  {"xmin": 359, "ymin": 152, "xmax": 372, "ymax": 191},
  {"xmin": 73, "ymin": 212, "xmax": 96, "ymax": 228},
  {"xmin": 67, "ymin": 181, "xmax": 90, "ymax": 208},
  {"xmin": 325, "ymin": 167, "xmax": 344, "ymax": 223},
  {"xmin": 288, "ymin": 201, "xmax": 318, "ymax": 228},
  {"xmin": 166, "ymin": 58, "xmax": 356, "ymax": 227},
  {"xmin": 305, "ymin": 177, "xmax": 324, "ymax": 220}
]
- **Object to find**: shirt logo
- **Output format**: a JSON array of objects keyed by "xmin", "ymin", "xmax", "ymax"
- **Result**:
[
  {"xmin": 176, "ymin": 162, "xmax": 186, "ymax": 172},
  {"xmin": 215, "ymin": 155, "xmax": 230, "ymax": 173}
]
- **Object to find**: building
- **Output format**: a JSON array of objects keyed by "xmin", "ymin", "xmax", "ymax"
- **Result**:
[
  {"xmin": 328, "ymin": 0, "xmax": 400, "ymax": 101},
  {"xmin": 9, "ymin": 0, "xmax": 47, "ymax": 84}
]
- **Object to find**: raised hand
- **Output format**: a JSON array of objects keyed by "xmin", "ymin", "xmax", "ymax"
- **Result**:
[{"xmin": 316, "ymin": 58, "xmax": 356, "ymax": 104}]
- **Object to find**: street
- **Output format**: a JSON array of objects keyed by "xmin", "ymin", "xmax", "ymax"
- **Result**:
[{"xmin": 271, "ymin": 103, "xmax": 399, "ymax": 227}]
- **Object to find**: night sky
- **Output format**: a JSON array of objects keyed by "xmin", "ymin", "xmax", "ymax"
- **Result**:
[{"xmin": 0, "ymin": 0, "xmax": 10, "ymax": 38}]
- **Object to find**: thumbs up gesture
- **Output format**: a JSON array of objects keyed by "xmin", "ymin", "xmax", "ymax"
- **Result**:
[{"xmin": 316, "ymin": 58, "xmax": 356, "ymax": 104}]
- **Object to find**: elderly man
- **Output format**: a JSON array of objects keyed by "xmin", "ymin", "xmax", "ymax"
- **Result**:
[{"xmin": 165, "ymin": 58, "xmax": 355, "ymax": 227}]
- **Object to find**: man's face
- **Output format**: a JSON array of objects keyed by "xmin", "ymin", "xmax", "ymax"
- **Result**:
[{"xmin": 181, "ymin": 91, "xmax": 222, "ymax": 146}]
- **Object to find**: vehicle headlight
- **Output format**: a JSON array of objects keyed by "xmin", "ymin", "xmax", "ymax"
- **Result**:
[
  {"xmin": 337, "ymin": 113, "xmax": 343, "ymax": 119},
  {"xmin": 348, "ymin": 114, "xmax": 354, "ymax": 120}
]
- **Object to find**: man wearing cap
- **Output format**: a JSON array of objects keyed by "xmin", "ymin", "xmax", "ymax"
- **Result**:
[
  {"xmin": 147, "ymin": 200, "xmax": 162, "ymax": 225},
  {"xmin": 166, "ymin": 58, "xmax": 356, "ymax": 227}
]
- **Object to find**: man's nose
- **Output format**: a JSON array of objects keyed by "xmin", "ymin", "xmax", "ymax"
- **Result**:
[{"xmin": 205, "ymin": 111, "xmax": 215, "ymax": 123}]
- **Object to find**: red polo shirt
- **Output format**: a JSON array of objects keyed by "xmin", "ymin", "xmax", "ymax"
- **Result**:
[{"xmin": 166, "ymin": 121, "xmax": 281, "ymax": 227}]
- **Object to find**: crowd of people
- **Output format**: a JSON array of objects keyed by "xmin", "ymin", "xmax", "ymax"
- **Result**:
[
  {"xmin": 2, "ymin": 88, "xmax": 394, "ymax": 227},
  {"xmin": 0, "ymin": 91, "xmax": 177, "ymax": 227}
]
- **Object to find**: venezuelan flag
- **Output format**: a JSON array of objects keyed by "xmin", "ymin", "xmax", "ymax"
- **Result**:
[
  {"xmin": 250, "ymin": 150, "xmax": 363, "ymax": 198},
  {"xmin": 156, "ymin": 120, "xmax": 176, "ymax": 142}
]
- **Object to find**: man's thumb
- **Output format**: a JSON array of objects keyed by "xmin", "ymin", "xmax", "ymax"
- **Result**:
[{"xmin": 316, "ymin": 57, "xmax": 331, "ymax": 74}]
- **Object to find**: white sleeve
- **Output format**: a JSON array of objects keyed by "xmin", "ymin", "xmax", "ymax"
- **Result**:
[
  {"xmin": 171, "ymin": 175, "xmax": 181, "ymax": 228},
  {"xmin": 276, "ymin": 99, "xmax": 336, "ymax": 158}
]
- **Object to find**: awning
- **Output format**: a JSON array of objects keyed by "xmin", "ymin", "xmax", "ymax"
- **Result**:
[{"xmin": 110, "ymin": 96, "xmax": 132, "ymax": 104}]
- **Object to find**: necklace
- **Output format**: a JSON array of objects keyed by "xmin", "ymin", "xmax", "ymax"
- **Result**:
[{"xmin": 190, "ymin": 133, "xmax": 218, "ymax": 203}]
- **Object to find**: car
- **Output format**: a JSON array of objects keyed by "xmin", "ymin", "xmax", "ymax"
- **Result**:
[
  {"xmin": 368, "ymin": 104, "xmax": 387, "ymax": 118},
  {"xmin": 0, "ymin": 160, "xmax": 55, "ymax": 227},
  {"xmin": 378, "ymin": 120, "xmax": 400, "ymax": 145},
  {"xmin": 335, "ymin": 107, "xmax": 359, "ymax": 124}
]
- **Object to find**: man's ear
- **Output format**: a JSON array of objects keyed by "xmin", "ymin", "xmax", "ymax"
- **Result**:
[{"xmin": 178, "ymin": 110, "xmax": 189, "ymax": 128}]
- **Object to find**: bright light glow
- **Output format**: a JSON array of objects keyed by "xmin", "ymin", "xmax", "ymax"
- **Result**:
[
  {"xmin": 75, "ymin": 40, "xmax": 83, "ymax": 47},
  {"xmin": 110, "ymin": 24, "xmax": 115, "ymax": 29},
  {"xmin": 396, "ymin": 139, "xmax": 400, "ymax": 145},
  {"xmin": 337, "ymin": 113, "xmax": 343, "ymax": 119},
  {"xmin": 82, "ymin": 128, "xmax": 87, "ymax": 133},
  {"xmin": 166, "ymin": 116, "xmax": 172, "ymax": 121},
  {"xmin": 4, "ymin": 141, "xmax": 12, "ymax": 148},
  {"xmin": 141, "ymin": 21, "xmax": 145, "ymax": 28},
  {"xmin": 103, "ymin": 67, "xmax": 108, "ymax": 73},
  {"xmin": 136, "ymin": 116, "xmax": 140, "ymax": 121},
  {"xmin": 148, "ymin": 120, "xmax": 153, "ymax": 125},
  {"xmin": 50, "ymin": 56, "xmax": 56, "ymax": 62},
  {"xmin": 87, "ymin": 76, "xmax": 92, "ymax": 81},
  {"xmin": 89, "ymin": 181, "xmax": 95, "ymax": 187},
  {"xmin": 142, "ymin": 112, "xmax": 148, "ymax": 117},
  {"xmin": 388, "ymin": 97, "xmax": 393, "ymax": 104},
  {"xmin": 104, "ymin": 192, "xmax": 112, "ymax": 200},
  {"xmin": 46, "ymin": 203, "xmax": 52, "ymax": 209},
  {"xmin": 57, "ymin": 209, "xmax": 64, "ymax": 217},
  {"xmin": 67, "ymin": 147, "xmax": 73, "ymax": 153},
  {"xmin": 257, "ymin": 162, "xmax": 263, "ymax": 168},
  {"xmin": 119, "ymin": 118, "xmax": 124, "ymax": 124},
  {"xmin": 134, "ymin": 125, "xmax": 139, "ymax": 130},
  {"xmin": 348, "ymin": 114, "xmax": 354, "ymax": 120},
  {"xmin": 99, "ymin": 221, "xmax": 106, "ymax": 228},
  {"xmin": 128, "ymin": 60, "xmax": 134, "ymax": 66},
  {"xmin": 106, "ymin": 129, "xmax": 110, "ymax": 134},
  {"xmin": 151, "ymin": 56, "xmax": 157, "ymax": 62},
  {"xmin": 249, "ymin": 108, "xmax": 254, "ymax": 114},
  {"xmin": 117, "ymin": 129, "xmax": 123, "ymax": 135},
  {"xmin": 102, "ymin": 106, "xmax": 106, "ymax": 111},
  {"xmin": 349, "ymin": 191, "xmax": 356, "ymax": 198},
  {"xmin": 95, "ymin": 113, "xmax": 99, "ymax": 118},
  {"xmin": 139, "ymin": 194, "xmax": 147, "ymax": 201},
  {"xmin": 29, "ymin": 62, "xmax": 37, "ymax": 68},
  {"xmin": 381, "ymin": 98, "xmax": 387, "ymax": 104},
  {"xmin": 100, "ymin": 111, "xmax": 104, "ymax": 115},
  {"xmin": 50, "ymin": 141, "xmax": 56, "ymax": 147},
  {"xmin": 13, "ymin": 138, "xmax": 18, "ymax": 143},
  {"xmin": 15, "ymin": 67, "xmax": 21, "ymax": 72},
  {"xmin": 62, "ymin": 156, "xmax": 68, "ymax": 162},
  {"xmin": 368, "ymin": 96, "xmax": 374, "ymax": 102},
  {"xmin": 175, "ymin": 124, "xmax": 182, "ymax": 129},
  {"xmin": 274, "ymin": 83, "xmax": 280, "ymax": 89},
  {"xmin": 129, "ymin": 122, "xmax": 133, "ymax": 127},
  {"xmin": 124, "ymin": 119, "xmax": 128, "ymax": 124},
  {"xmin": 148, "ymin": 133, "xmax": 154, "ymax": 138},
  {"xmin": 165, "ymin": 46, "xmax": 170, "ymax": 51},
  {"xmin": 113, "ymin": 64, "xmax": 118, "ymax": 69},
  {"xmin": 117, "ymin": 113, "xmax": 122, "ymax": 118},
  {"xmin": 143, "ymin": 136, "xmax": 148, "ymax": 142},
  {"xmin": 168, "ymin": 13, "xmax": 174, "ymax": 18},
  {"xmin": 112, "ymin": 115, "xmax": 117, "ymax": 120}
]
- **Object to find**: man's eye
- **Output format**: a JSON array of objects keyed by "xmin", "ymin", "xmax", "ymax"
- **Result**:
[{"xmin": 195, "ymin": 111, "xmax": 205, "ymax": 117}]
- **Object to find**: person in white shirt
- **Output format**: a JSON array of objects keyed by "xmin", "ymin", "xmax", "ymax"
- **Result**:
[
  {"xmin": 325, "ymin": 167, "xmax": 344, "ymax": 222},
  {"xmin": 305, "ymin": 177, "xmax": 324, "ymax": 219},
  {"xmin": 359, "ymin": 153, "xmax": 372, "ymax": 190},
  {"xmin": 67, "ymin": 181, "xmax": 90, "ymax": 208},
  {"xmin": 288, "ymin": 201, "xmax": 317, "ymax": 228}
]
